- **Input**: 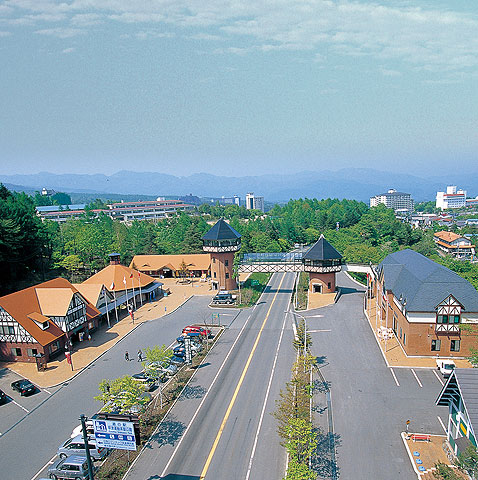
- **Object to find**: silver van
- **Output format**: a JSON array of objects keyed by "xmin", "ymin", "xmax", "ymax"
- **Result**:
[
  {"xmin": 58, "ymin": 435, "xmax": 107, "ymax": 461},
  {"xmin": 48, "ymin": 455, "xmax": 93, "ymax": 479}
]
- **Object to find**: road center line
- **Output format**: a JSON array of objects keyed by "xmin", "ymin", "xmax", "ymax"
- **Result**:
[
  {"xmin": 433, "ymin": 369, "xmax": 444, "ymax": 386},
  {"xmin": 437, "ymin": 415, "xmax": 447, "ymax": 434},
  {"xmin": 308, "ymin": 329, "xmax": 331, "ymax": 333},
  {"xmin": 389, "ymin": 368, "xmax": 400, "ymax": 387},
  {"xmin": 411, "ymin": 369, "xmax": 423, "ymax": 388},
  {"xmin": 245, "ymin": 308, "xmax": 289, "ymax": 480},
  {"xmin": 199, "ymin": 273, "xmax": 286, "ymax": 480},
  {"xmin": 157, "ymin": 276, "xmax": 275, "ymax": 479}
]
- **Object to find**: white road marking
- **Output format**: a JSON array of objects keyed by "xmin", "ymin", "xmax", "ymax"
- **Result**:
[
  {"xmin": 433, "ymin": 369, "xmax": 445, "ymax": 386},
  {"xmin": 43, "ymin": 389, "xmax": 52, "ymax": 395},
  {"xmin": 390, "ymin": 368, "xmax": 400, "ymax": 387},
  {"xmin": 245, "ymin": 311, "xmax": 288, "ymax": 480},
  {"xmin": 31, "ymin": 454, "xmax": 56, "ymax": 480},
  {"xmin": 10, "ymin": 398, "xmax": 29, "ymax": 413},
  {"xmin": 308, "ymin": 329, "xmax": 331, "ymax": 333},
  {"xmin": 437, "ymin": 415, "xmax": 447, "ymax": 434},
  {"xmin": 411, "ymin": 369, "xmax": 423, "ymax": 388}
]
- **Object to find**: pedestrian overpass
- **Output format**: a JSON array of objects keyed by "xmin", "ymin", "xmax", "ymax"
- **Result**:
[{"xmin": 238, "ymin": 252, "xmax": 374, "ymax": 275}]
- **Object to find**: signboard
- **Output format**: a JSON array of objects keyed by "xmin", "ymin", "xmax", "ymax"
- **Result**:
[
  {"xmin": 93, "ymin": 419, "xmax": 136, "ymax": 451},
  {"xmin": 184, "ymin": 336, "xmax": 192, "ymax": 365}
]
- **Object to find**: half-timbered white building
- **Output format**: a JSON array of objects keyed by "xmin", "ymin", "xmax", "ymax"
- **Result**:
[{"xmin": 0, "ymin": 278, "xmax": 100, "ymax": 363}]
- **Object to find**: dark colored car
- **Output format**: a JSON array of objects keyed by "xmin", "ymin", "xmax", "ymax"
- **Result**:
[
  {"xmin": 0, "ymin": 388, "xmax": 7, "ymax": 404},
  {"xmin": 11, "ymin": 379, "xmax": 36, "ymax": 396},
  {"xmin": 132, "ymin": 372, "xmax": 156, "ymax": 391},
  {"xmin": 212, "ymin": 292, "xmax": 236, "ymax": 304},
  {"xmin": 169, "ymin": 355, "xmax": 186, "ymax": 365}
]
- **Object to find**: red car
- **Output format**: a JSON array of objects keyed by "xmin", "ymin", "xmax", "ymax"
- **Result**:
[{"xmin": 182, "ymin": 325, "xmax": 212, "ymax": 338}]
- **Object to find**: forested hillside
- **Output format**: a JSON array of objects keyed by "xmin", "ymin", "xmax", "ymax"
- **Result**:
[{"xmin": 0, "ymin": 184, "xmax": 477, "ymax": 294}]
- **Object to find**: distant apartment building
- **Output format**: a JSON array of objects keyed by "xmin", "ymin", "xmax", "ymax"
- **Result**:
[
  {"xmin": 436, "ymin": 186, "xmax": 467, "ymax": 210},
  {"xmin": 36, "ymin": 204, "xmax": 100, "ymax": 223},
  {"xmin": 466, "ymin": 197, "xmax": 478, "ymax": 209},
  {"xmin": 434, "ymin": 231, "xmax": 476, "ymax": 260},
  {"xmin": 245, "ymin": 193, "xmax": 265, "ymax": 212},
  {"xmin": 369, "ymin": 189, "xmax": 414, "ymax": 213}
]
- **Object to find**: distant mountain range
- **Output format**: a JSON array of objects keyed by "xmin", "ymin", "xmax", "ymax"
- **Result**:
[{"xmin": 1, "ymin": 169, "xmax": 477, "ymax": 203}]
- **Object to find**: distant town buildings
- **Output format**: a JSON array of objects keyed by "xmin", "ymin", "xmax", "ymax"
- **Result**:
[
  {"xmin": 436, "ymin": 186, "xmax": 467, "ymax": 210},
  {"xmin": 245, "ymin": 193, "xmax": 265, "ymax": 212},
  {"xmin": 369, "ymin": 189, "xmax": 414, "ymax": 213},
  {"xmin": 434, "ymin": 231, "xmax": 476, "ymax": 260},
  {"xmin": 36, "ymin": 198, "xmax": 194, "ymax": 223}
]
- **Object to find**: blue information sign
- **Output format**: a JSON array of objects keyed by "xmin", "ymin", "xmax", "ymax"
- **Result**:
[{"xmin": 93, "ymin": 419, "xmax": 136, "ymax": 451}]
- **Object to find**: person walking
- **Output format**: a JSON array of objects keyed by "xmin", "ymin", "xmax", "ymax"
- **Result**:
[
  {"xmin": 137, "ymin": 349, "xmax": 143, "ymax": 362},
  {"xmin": 125, "ymin": 351, "xmax": 130, "ymax": 361}
]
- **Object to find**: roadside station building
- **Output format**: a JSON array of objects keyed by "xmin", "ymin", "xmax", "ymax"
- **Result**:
[
  {"xmin": 130, "ymin": 254, "xmax": 211, "ymax": 279},
  {"xmin": 437, "ymin": 369, "xmax": 478, "ymax": 456},
  {"xmin": 0, "ymin": 278, "xmax": 100, "ymax": 363},
  {"xmin": 83, "ymin": 254, "xmax": 162, "ymax": 310},
  {"xmin": 370, "ymin": 249, "xmax": 478, "ymax": 357}
]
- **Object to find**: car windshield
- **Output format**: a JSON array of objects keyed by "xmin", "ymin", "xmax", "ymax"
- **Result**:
[{"xmin": 444, "ymin": 364, "xmax": 455, "ymax": 369}]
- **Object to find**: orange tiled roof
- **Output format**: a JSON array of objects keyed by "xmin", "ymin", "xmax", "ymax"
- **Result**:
[
  {"xmin": 130, "ymin": 254, "xmax": 211, "ymax": 272},
  {"xmin": 83, "ymin": 264, "xmax": 156, "ymax": 292},
  {"xmin": 434, "ymin": 231, "xmax": 461, "ymax": 242},
  {"xmin": 0, "ymin": 278, "xmax": 100, "ymax": 346}
]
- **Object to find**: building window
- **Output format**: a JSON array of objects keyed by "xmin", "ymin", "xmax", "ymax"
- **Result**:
[
  {"xmin": 212, "ymin": 257, "xmax": 216, "ymax": 264},
  {"xmin": 403, "ymin": 333, "xmax": 406, "ymax": 345},
  {"xmin": 213, "ymin": 272, "xmax": 216, "ymax": 278},
  {"xmin": 451, "ymin": 340, "xmax": 460, "ymax": 352},
  {"xmin": 437, "ymin": 315, "xmax": 449, "ymax": 324},
  {"xmin": 452, "ymin": 315, "xmax": 460, "ymax": 324},
  {"xmin": 27, "ymin": 348, "xmax": 38, "ymax": 357},
  {"xmin": 431, "ymin": 339, "xmax": 441, "ymax": 351},
  {"xmin": 225, "ymin": 273, "xmax": 229, "ymax": 279},
  {"xmin": 0, "ymin": 325, "xmax": 15, "ymax": 335},
  {"xmin": 328, "ymin": 282, "xmax": 331, "ymax": 289},
  {"xmin": 11, "ymin": 347, "xmax": 22, "ymax": 356},
  {"xmin": 225, "ymin": 260, "xmax": 229, "ymax": 266},
  {"xmin": 400, "ymin": 327, "xmax": 402, "ymax": 339}
]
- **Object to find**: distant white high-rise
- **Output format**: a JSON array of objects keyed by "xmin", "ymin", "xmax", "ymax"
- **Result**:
[
  {"xmin": 245, "ymin": 193, "xmax": 265, "ymax": 212},
  {"xmin": 233, "ymin": 195, "xmax": 240, "ymax": 206},
  {"xmin": 369, "ymin": 189, "xmax": 414, "ymax": 213},
  {"xmin": 436, "ymin": 186, "xmax": 467, "ymax": 210}
]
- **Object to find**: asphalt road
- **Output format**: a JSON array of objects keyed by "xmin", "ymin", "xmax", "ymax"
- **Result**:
[
  {"xmin": 306, "ymin": 271, "xmax": 449, "ymax": 480},
  {"xmin": 0, "ymin": 296, "xmax": 237, "ymax": 480},
  {"xmin": 124, "ymin": 272, "xmax": 297, "ymax": 480}
]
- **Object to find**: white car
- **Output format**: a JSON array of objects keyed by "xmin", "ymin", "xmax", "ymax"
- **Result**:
[{"xmin": 436, "ymin": 359, "xmax": 456, "ymax": 377}]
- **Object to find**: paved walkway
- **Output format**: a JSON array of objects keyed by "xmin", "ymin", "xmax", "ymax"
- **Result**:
[{"xmin": 0, "ymin": 278, "xmax": 215, "ymax": 388}]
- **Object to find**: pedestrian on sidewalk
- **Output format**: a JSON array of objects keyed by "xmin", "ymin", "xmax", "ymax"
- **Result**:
[
  {"xmin": 125, "ymin": 351, "xmax": 130, "ymax": 361},
  {"xmin": 137, "ymin": 349, "xmax": 143, "ymax": 362}
]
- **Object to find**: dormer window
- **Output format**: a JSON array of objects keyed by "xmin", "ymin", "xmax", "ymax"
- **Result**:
[
  {"xmin": 437, "ymin": 314, "xmax": 460, "ymax": 324},
  {"xmin": 41, "ymin": 321, "xmax": 49, "ymax": 330}
]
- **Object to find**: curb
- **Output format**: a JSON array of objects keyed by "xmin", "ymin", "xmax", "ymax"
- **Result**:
[
  {"xmin": 343, "ymin": 271, "xmax": 367, "ymax": 288},
  {"xmin": 401, "ymin": 432, "xmax": 422, "ymax": 478},
  {"xmin": 363, "ymin": 303, "xmax": 390, "ymax": 368}
]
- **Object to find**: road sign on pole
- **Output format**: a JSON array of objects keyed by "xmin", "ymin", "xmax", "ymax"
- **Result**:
[
  {"xmin": 93, "ymin": 419, "xmax": 136, "ymax": 451},
  {"xmin": 184, "ymin": 336, "xmax": 192, "ymax": 365}
]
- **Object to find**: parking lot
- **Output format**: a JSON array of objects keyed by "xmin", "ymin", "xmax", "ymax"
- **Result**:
[{"xmin": 0, "ymin": 368, "xmax": 62, "ymax": 437}]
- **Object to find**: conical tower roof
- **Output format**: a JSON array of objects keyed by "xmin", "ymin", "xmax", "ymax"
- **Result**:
[
  {"xmin": 303, "ymin": 235, "xmax": 342, "ymax": 261},
  {"xmin": 202, "ymin": 218, "xmax": 241, "ymax": 241}
]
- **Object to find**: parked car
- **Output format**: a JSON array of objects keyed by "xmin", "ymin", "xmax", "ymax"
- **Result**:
[
  {"xmin": 182, "ymin": 325, "xmax": 212, "ymax": 338},
  {"xmin": 132, "ymin": 372, "xmax": 156, "ymax": 391},
  {"xmin": 173, "ymin": 343, "xmax": 201, "ymax": 357},
  {"xmin": 169, "ymin": 355, "xmax": 186, "ymax": 365},
  {"xmin": 48, "ymin": 455, "xmax": 94, "ymax": 479},
  {"xmin": 11, "ymin": 379, "xmax": 36, "ymax": 396},
  {"xmin": 212, "ymin": 291, "xmax": 237, "ymax": 304},
  {"xmin": 0, "ymin": 388, "xmax": 7, "ymax": 404},
  {"xmin": 70, "ymin": 420, "xmax": 94, "ymax": 439},
  {"xmin": 58, "ymin": 435, "xmax": 108, "ymax": 461},
  {"xmin": 177, "ymin": 332, "xmax": 202, "ymax": 343}
]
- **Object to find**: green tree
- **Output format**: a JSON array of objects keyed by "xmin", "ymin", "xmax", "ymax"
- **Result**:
[
  {"xmin": 456, "ymin": 444, "xmax": 478, "ymax": 479},
  {"xmin": 95, "ymin": 375, "xmax": 149, "ymax": 414}
]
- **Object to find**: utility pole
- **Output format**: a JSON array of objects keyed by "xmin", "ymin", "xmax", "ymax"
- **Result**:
[{"xmin": 80, "ymin": 414, "xmax": 95, "ymax": 480}]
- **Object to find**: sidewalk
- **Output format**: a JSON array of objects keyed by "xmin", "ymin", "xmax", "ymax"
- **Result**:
[
  {"xmin": 0, "ymin": 278, "xmax": 215, "ymax": 388},
  {"xmin": 365, "ymin": 296, "xmax": 471, "ymax": 369}
]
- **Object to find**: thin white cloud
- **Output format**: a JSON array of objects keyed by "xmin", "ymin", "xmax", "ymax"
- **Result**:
[
  {"xmin": 0, "ymin": 30, "xmax": 12, "ymax": 37},
  {"xmin": 4, "ymin": 1, "xmax": 478, "ymax": 74},
  {"xmin": 62, "ymin": 47, "xmax": 75, "ymax": 53},
  {"xmin": 35, "ymin": 27, "xmax": 85, "ymax": 38}
]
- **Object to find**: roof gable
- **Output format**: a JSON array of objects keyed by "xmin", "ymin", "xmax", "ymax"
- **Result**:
[
  {"xmin": 202, "ymin": 219, "xmax": 241, "ymax": 241},
  {"xmin": 36, "ymin": 288, "xmax": 74, "ymax": 316},
  {"xmin": 303, "ymin": 235, "xmax": 342, "ymax": 261},
  {"xmin": 83, "ymin": 264, "xmax": 157, "ymax": 292}
]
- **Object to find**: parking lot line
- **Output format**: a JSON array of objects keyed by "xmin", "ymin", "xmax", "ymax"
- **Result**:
[
  {"xmin": 43, "ymin": 388, "xmax": 52, "ymax": 395},
  {"xmin": 433, "ymin": 369, "xmax": 444, "ymax": 386},
  {"xmin": 31, "ymin": 454, "xmax": 56, "ymax": 480},
  {"xmin": 389, "ymin": 368, "xmax": 400, "ymax": 387},
  {"xmin": 437, "ymin": 415, "xmax": 447, "ymax": 434},
  {"xmin": 411, "ymin": 369, "xmax": 423, "ymax": 388},
  {"xmin": 10, "ymin": 398, "xmax": 29, "ymax": 413}
]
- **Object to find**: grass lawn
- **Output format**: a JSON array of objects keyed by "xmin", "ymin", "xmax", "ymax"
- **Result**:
[{"xmin": 236, "ymin": 273, "xmax": 271, "ymax": 307}]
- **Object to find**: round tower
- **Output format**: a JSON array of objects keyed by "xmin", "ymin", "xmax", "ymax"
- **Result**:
[
  {"xmin": 202, "ymin": 219, "xmax": 241, "ymax": 291},
  {"xmin": 302, "ymin": 235, "xmax": 342, "ymax": 293}
]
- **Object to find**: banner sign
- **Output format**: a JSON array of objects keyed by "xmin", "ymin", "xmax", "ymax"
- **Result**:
[{"xmin": 93, "ymin": 419, "xmax": 136, "ymax": 451}]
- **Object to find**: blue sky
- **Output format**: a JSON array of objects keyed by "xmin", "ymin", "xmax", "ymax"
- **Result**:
[{"xmin": 1, "ymin": 0, "xmax": 477, "ymax": 177}]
